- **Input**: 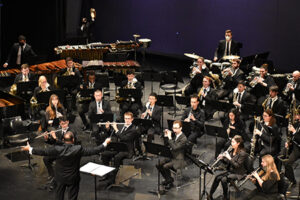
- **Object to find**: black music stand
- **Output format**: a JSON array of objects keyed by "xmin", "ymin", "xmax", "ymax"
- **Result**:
[
  {"xmin": 113, "ymin": 72, "xmax": 126, "ymax": 93},
  {"xmin": 57, "ymin": 75, "xmax": 80, "ymax": 90},
  {"xmin": 78, "ymin": 88, "xmax": 94, "ymax": 103},
  {"xmin": 205, "ymin": 123, "xmax": 228, "ymax": 158},
  {"xmin": 132, "ymin": 118, "xmax": 153, "ymax": 161},
  {"xmin": 242, "ymin": 104, "xmax": 263, "ymax": 116},
  {"xmin": 118, "ymin": 88, "xmax": 142, "ymax": 102},
  {"xmin": 142, "ymin": 70, "xmax": 161, "ymax": 93},
  {"xmin": 144, "ymin": 141, "xmax": 172, "ymax": 198},
  {"xmin": 17, "ymin": 81, "xmax": 38, "ymax": 94},
  {"xmin": 156, "ymin": 95, "xmax": 173, "ymax": 129},
  {"xmin": 175, "ymin": 96, "xmax": 190, "ymax": 107},
  {"xmin": 185, "ymin": 154, "xmax": 213, "ymax": 200},
  {"xmin": 207, "ymin": 100, "xmax": 234, "ymax": 113},
  {"xmin": 36, "ymin": 90, "xmax": 66, "ymax": 105},
  {"xmin": 90, "ymin": 113, "xmax": 114, "ymax": 124}
]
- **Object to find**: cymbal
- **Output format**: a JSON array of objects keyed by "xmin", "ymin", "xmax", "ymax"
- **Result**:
[
  {"xmin": 139, "ymin": 38, "xmax": 151, "ymax": 43},
  {"xmin": 222, "ymin": 55, "xmax": 240, "ymax": 60},
  {"xmin": 133, "ymin": 34, "xmax": 141, "ymax": 38},
  {"xmin": 184, "ymin": 53, "xmax": 200, "ymax": 59}
]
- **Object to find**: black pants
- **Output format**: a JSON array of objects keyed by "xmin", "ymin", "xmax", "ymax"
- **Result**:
[
  {"xmin": 55, "ymin": 181, "xmax": 80, "ymax": 200},
  {"xmin": 284, "ymin": 146, "xmax": 300, "ymax": 183},
  {"xmin": 187, "ymin": 130, "xmax": 203, "ymax": 144},
  {"xmin": 156, "ymin": 158, "xmax": 175, "ymax": 183},
  {"xmin": 43, "ymin": 156, "xmax": 56, "ymax": 177},
  {"xmin": 101, "ymin": 151, "xmax": 130, "ymax": 168},
  {"xmin": 209, "ymin": 171, "xmax": 241, "ymax": 198},
  {"xmin": 77, "ymin": 102, "xmax": 89, "ymax": 125}
]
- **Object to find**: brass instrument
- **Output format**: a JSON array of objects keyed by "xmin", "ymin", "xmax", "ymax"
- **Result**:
[
  {"xmin": 250, "ymin": 116, "xmax": 261, "ymax": 159},
  {"xmin": 282, "ymin": 79, "xmax": 294, "ymax": 96},
  {"xmin": 262, "ymin": 96, "xmax": 271, "ymax": 111},
  {"xmin": 222, "ymin": 67, "xmax": 234, "ymax": 79},
  {"xmin": 9, "ymin": 84, "xmax": 17, "ymax": 95},
  {"xmin": 211, "ymin": 145, "xmax": 232, "ymax": 171},
  {"xmin": 249, "ymin": 76, "xmax": 261, "ymax": 88},
  {"xmin": 115, "ymin": 78, "xmax": 137, "ymax": 103},
  {"xmin": 197, "ymin": 87, "xmax": 204, "ymax": 98},
  {"xmin": 209, "ymin": 72, "xmax": 221, "ymax": 88}
]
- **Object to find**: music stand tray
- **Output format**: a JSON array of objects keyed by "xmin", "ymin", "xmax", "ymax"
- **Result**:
[
  {"xmin": 106, "ymin": 142, "xmax": 128, "ymax": 152},
  {"xmin": 17, "ymin": 81, "xmax": 38, "ymax": 93},
  {"xmin": 205, "ymin": 124, "xmax": 228, "ymax": 139},
  {"xmin": 118, "ymin": 88, "xmax": 142, "ymax": 100},
  {"xmin": 133, "ymin": 118, "xmax": 153, "ymax": 129},
  {"xmin": 90, "ymin": 113, "xmax": 114, "ymax": 124}
]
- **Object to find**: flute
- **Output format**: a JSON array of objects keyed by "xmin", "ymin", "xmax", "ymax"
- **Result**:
[
  {"xmin": 97, "ymin": 122, "xmax": 126, "ymax": 126},
  {"xmin": 35, "ymin": 129, "xmax": 63, "ymax": 139}
]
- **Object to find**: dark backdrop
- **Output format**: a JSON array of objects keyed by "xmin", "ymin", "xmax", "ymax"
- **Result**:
[{"xmin": 86, "ymin": 0, "xmax": 300, "ymax": 72}]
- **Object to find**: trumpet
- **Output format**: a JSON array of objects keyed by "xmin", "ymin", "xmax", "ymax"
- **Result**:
[
  {"xmin": 211, "ymin": 145, "xmax": 232, "ymax": 170},
  {"xmin": 222, "ymin": 67, "xmax": 234, "ymax": 79},
  {"xmin": 249, "ymin": 76, "xmax": 261, "ymax": 88},
  {"xmin": 35, "ymin": 129, "xmax": 63, "ymax": 139},
  {"xmin": 282, "ymin": 80, "xmax": 294, "ymax": 96}
]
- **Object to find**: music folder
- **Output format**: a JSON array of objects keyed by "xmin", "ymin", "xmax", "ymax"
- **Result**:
[{"xmin": 80, "ymin": 162, "xmax": 115, "ymax": 177}]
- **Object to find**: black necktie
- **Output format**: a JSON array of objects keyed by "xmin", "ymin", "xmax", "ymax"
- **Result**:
[
  {"xmin": 268, "ymin": 99, "xmax": 272, "ymax": 109},
  {"xmin": 121, "ymin": 126, "xmax": 127, "ymax": 133},
  {"xmin": 237, "ymin": 93, "xmax": 241, "ymax": 103},
  {"xmin": 225, "ymin": 42, "xmax": 229, "ymax": 56}
]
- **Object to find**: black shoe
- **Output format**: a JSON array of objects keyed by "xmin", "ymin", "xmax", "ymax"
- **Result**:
[
  {"xmin": 165, "ymin": 182, "xmax": 174, "ymax": 190},
  {"xmin": 162, "ymin": 180, "xmax": 169, "ymax": 186}
]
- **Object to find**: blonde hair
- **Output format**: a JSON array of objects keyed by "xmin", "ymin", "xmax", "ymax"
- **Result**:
[
  {"xmin": 38, "ymin": 76, "xmax": 47, "ymax": 87},
  {"xmin": 261, "ymin": 154, "xmax": 280, "ymax": 181}
]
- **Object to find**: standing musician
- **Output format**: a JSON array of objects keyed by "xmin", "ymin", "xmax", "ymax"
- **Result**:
[
  {"xmin": 208, "ymin": 135, "xmax": 247, "ymax": 200},
  {"xmin": 140, "ymin": 92, "xmax": 162, "ymax": 142},
  {"xmin": 250, "ymin": 64, "xmax": 276, "ymax": 104},
  {"xmin": 198, "ymin": 76, "xmax": 218, "ymax": 120},
  {"xmin": 246, "ymin": 154, "xmax": 280, "ymax": 200},
  {"xmin": 43, "ymin": 116, "xmax": 78, "ymax": 191},
  {"xmin": 101, "ymin": 112, "xmax": 137, "ymax": 184},
  {"xmin": 213, "ymin": 29, "xmax": 241, "ymax": 62},
  {"xmin": 181, "ymin": 95, "xmax": 205, "ymax": 144},
  {"xmin": 21, "ymin": 131, "xmax": 111, "ymax": 200},
  {"xmin": 284, "ymin": 70, "xmax": 300, "ymax": 105},
  {"xmin": 220, "ymin": 59, "xmax": 244, "ymax": 99},
  {"xmin": 87, "ymin": 89, "xmax": 112, "ymax": 145},
  {"xmin": 156, "ymin": 120, "xmax": 188, "ymax": 190},
  {"xmin": 254, "ymin": 109, "xmax": 280, "ymax": 158},
  {"xmin": 41, "ymin": 94, "xmax": 66, "ymax": 132},
  {"xmin": 184, "ymin": 57, "xmax": 209, "ymax": 96},
  {"xmin": 262, "ymin": 85, "xmax": 286, "ymax": 122},
  {"xmin": 215, "ymin": 109, "xmax": 247, "ymax": 158},
  {"xmin": 119, "ymin": 70, "xmax": 142, "ymax": 118},
  {"xmin": 282, "ymin": 109, "xmax": 300, "ymax": 188}
]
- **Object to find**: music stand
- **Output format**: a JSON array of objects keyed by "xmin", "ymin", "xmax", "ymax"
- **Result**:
[
  {"xmin": 113, "ymin": 72, "xmax": 126, "ymax": 93},
  {"xmin": 36, "ymin": 90, "xmax": 66, "ymax": 105},
  {"xmin": 242, "ymin": 104, "xmax": 263, "ymax": 116},
  {"xmin": 144, "ymin": 141, "xmax": 172, "ymax": 198},
  {"xmin": 156, "ymin": 95, "xmax": 173, "ymax": 129},
  {"xmin": 207, "ymin": 100, "xmax": 234, "ymax": 113},
  {"xmin": 142, "ymin": 70, "xmax": 161, "ymax": 93},
  {"xmin": 90, "ymin": 113, "xmax": 114, "ymax": 124},
  {"xmin": 57, "ymin": 75, "xmax": 80, "ymax": 90},
  {"xmin": 118, "ymin": 88, "xmax": 142, "ymax": 101},
  {"xmin": 205, "ymin": 123, "xmax": 228, "ymax": 159},
  {"xmin": 185, "ymin": 154, "xmax": 213, "ymax": 200}
]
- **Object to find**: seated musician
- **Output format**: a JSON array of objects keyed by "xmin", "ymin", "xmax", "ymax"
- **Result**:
[
  {"xmin": 13, "ymin": 63, "xmax": 35, "ymax": 83},
  {"xmin": 77, "ymin": 71, "xmax": 101, "ymax": 130},
  {"xmin": 181, "ymin": 94, "xmax": 205, "ymax": 144},
  {"xmin": 246, "ymin": 154, "xmax": 280, "ymax": 200},
  {"xmin": 219, "ymin": 59, "xmax": 244, "ymax": 99},
  {"xmin": 282, "ymin": 109, "xmax": 300, "ymax": 188},
  {"xmin": 208, "ymin": 135, "xmax": 247, "ymax": 200},
  {"xmin": 43, "ymin": 116, "xmax": 78, "ymax": 191},
  {"xmin": 140, "ymin": 92, "xmax": 162, "ymax": 142},
  {"xmin": 254, "ymin": 109, "xmax": 280, "ymax": 159},
  {"xmin": 283, "ymin": 70, "xmax": 300, "ymax": 104},
  {"xmin": 101, "ymin": 112, "xmax": 137, "ymax": 184},
  {"xmin": 184, "ymin": 57, "xmax": 209, "ymax": 96},
  {"xmin": 87, "ymin": 89, "xmax": 112, "ymax": 145},
  {"xmin": 30, "ymin": 75, "xmax": 53, "ymax": 119},
  {"xmin": 41, "ymin": 94, "xmax": 66, "ymax": 131},
  {"xmin": 156, "ymin": 120, "xmax": 188, "ymax": 190},
  {"xmin": 119, "ymin": 69, "xmax": 142, "ymax": 118},
  {"xmin": 262, "ymin": 85, "xmax": 286, "ymax": 123},
  {"xmin": 250, "ymin": 64, "xmax": 276, "ymax": 104},
  {"xmin": 215, "ymin": 109, "xmax": 247, "ymax": 158},
  {"xmin": 198, "ymin": 76, "xmax": 218, "ymax": 120},
  {"xmin": 213, "ymin": 29, "xmax": 241, "ymax": 62}
]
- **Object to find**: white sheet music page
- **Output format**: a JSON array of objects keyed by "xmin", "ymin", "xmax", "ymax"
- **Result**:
[{"xmin": 80, "ymin": 162, "xmax": 115, "ymax": 177}]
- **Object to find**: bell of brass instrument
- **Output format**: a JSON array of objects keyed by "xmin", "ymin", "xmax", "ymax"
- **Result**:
[
  {"xmin": 197, "ymin": 87, "xmax": 204, "ymax": 98},
  {"xmin": 209, "ymin": 72, "xmax": 221, "ymax": 89},
  {"xmin": 222, "ymin": 67, "xmax": 234, "ymax": 79},
  {"xmin": 262, "ymin": 96, "xmax": 270, "ymax": 111},
  {"xmin": 9, "ymin": 84, "xmax": 17, "ymax": 95},
  {"xmin": 249, "ymin": 76, "xmax": 260, "ymax": 88},
  {"xmin": 211, "ymin": 145, "xmax": 233, "ymax": 171},
  {"xmin": 250, "ymin": 116, "xmax": 261, "ymax": 159},
  {"xmin": 282, "ymin": 80, "xmax": 294, "ymax": 96}
]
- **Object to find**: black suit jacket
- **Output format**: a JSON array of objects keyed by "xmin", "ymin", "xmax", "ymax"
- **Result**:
[
  {"xmin": 252, "ymin": 75, "xmax": 276, "ymax": 98},
  {"xmin": 87, "ymin": 100, "xmax": 112, "ymax": 119},
  {"xmin": 141, "ymin": 104, "xmax": 162, "ymax": 127},
  {"xmin": 32, "ymin": 143, "xmax": 105, "ymax": 184},
  {"xmin": 257, "ymin": 123, "xmax": 280, "ymax": 156},
  {"xmin": 214, "ymin": 40, "xmax": 240, "ymax": 60},
  {"xmin": 167, "ymin": 133, "xmax": 188, "ymax": 169},
  {"xmin": 181, "ymin": 106, "xmax": 205, "ymax": 132},
  {"xmin": 200, "ymin": 88, "xmax": 218, "ymax": 120},
  {"xmin": 263, "ymin": 96, "xmax": 286, "ymax": 118},
  {"xmin": 225, "ymin": 150, "xmax": 247, "ymax": 177},
  {"xmin": 14, "ymin": 72, "xmax": 36, "ymax": 84},
  {"xmin": 224, "ymin": 68, "xmax": 244, "ymax": 89},
  {"xmin": 6, "ymin": 43, "xmax": 37, "ymax": 66}
]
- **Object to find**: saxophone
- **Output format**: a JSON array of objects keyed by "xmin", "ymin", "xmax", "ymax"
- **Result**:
[
  {"xmin": 197, "ymin": 87, "xmax": 204, "ymax": 98},
  {"xmin": 262, "ymin": 96, "xmax": 270, "ymax": 111},
  {"xmin": 250, "ymin": 116, "xmax": 261, "ymax": 159}
]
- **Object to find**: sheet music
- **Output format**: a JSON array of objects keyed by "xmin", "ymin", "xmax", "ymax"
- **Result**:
[{"xmin": 80, "ymin": 162, "xmax": 115, "ymax": 177}]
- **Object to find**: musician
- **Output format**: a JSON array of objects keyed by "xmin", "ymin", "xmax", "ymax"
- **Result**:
[
  {"xmin": 13, "ymin": 63, "xmax": 35, "ymax": 83},
  {"xmin": 3, "ymin": 35, "xmax": 36, "ymax": 68},
  {"xmin": 215, "ymin": 109, "xmax": 246, "ymax": 158},
  {"xmin": 119, "ymin": 70, "xmax": 142, "ymax": 117},
  {"xmin": 184, "ymin": 57, "xmax": 209, "ymax": 96},
  {"xmin": 41, "ymin": 94, "xmax": 66, "ymax": 131},
  {"xmin": 284, "ymin": 70, "xmax": 300, "ymax": 104},
  {"xmin": 220, "ymin": 59, "xmax": 245, "ymax": 99},
  {"xmin": 79, "ymin": 8, "xmax": 96, "ymax": 44},
  {"xmin": 87, "ymin": 89, "xmax": 112, "ymax": 144},
  {"xmin": 250, "ymin": 64, "xmax": 276, "ymax": 104},
  {"xmin": 140, "ymin": 92, "xmax": 162, "ymax": 142},
  {"xmin": 21, "ymin": 131, "xmax": 111, "ymax": 200},
  {"xmin": 79, "ymin": 71, "xmax": 101, "ymax": 90},
  {"xmin": 43, "ymin": 116, "xmax": 78, "ymax": 191},
  {"xmin": 262, "ymin": 85, "xmax": 286, "ymax": 119},
  {"xmin": 282, "ymin": 109, "xmax": 300, "ymax": 188},
  {"xmin": 181, "ymin": 95, "xmax": 205, "ymax": 144},
  {"xmin": 232, "ymin": 81, "xmax": 255, "ymax": 117},
  {"xmin": 101, "ymin": 112, "xmax": 137, "ymax": 184},
  {"xmin": 156, "ymin": 120, "xmax": 188, "ymax": 189},
  {"xmin": 246, "ymin": 154, "xmax": 280, "ymax": 200},
  {"xmin": 213, "ymin": 29, "xmax": 241, "ymax": 62},
  {"xmin": 208, "ymin": 135, "xmax": 247, "ymax": 200},
  {"xmin": 254, "ymin": 109, "xmax": 280, "ymax": 158},
  {"xmin": 198, "ymin": 76, "xmax": 218, "ymax": 120}
]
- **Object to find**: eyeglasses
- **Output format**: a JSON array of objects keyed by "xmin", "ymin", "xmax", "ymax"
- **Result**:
[{"xmin": 172, "ymin": 127, "xmax": 180, "ymax": 129}]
